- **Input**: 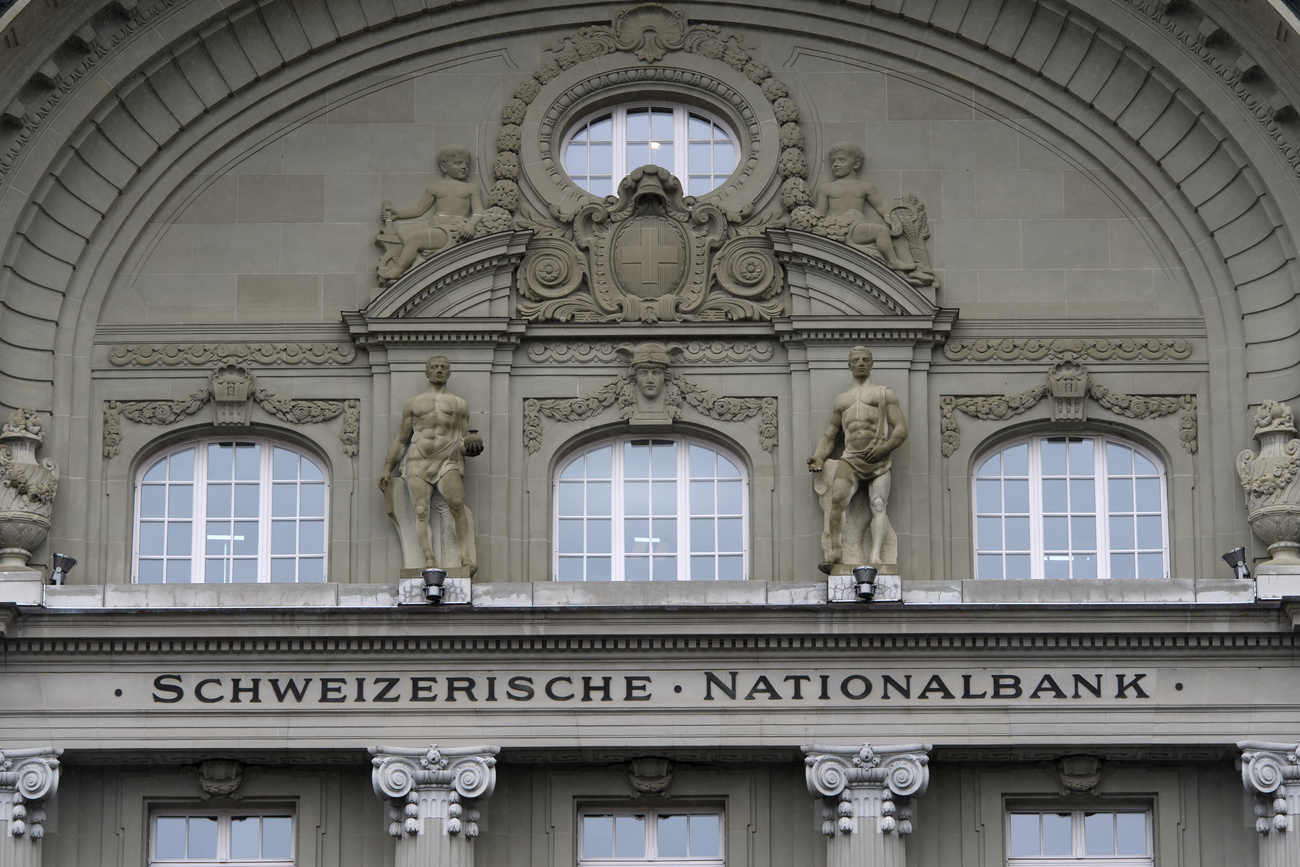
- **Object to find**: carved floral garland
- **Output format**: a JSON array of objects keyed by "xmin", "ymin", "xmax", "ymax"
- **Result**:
[
  {"xmin": 491, "ymin": 4, "xmax": 807, "ymax": 223},
  {"xmin": 528, "ymin": 340, "xmax": 773, "ymax": 365},
  {"xmin": 940, "ymin": 381, "xmax": 1197, "ymax": 457},
  {"xmin": 108, "ymin": 343, "xmax": 356, "ymax": 367},
  {"xmin": 523, "ymin": 371, "xmax": 777, "ymax": 454},
  {"xmin": 102, "ymin": 378, "xmax": 359, "ymax": 458},
  {"xmin": 943, "ymin": 337, "xmax": 1194, "ymax": 362}
]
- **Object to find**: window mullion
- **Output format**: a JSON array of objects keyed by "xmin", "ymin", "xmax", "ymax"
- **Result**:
[
  {"xmin": 612, "ymin": 441, "xmax": 625, "ymax": 582},
  {"xmin": 191, "ymin": 444, "xmax": 207, "ymax": 584},
  {"xmin": 259, "ymin": 445, "xmax": 274, "ymax": 584},
  {"xmin": 677, "ymin": 443, "xmax": 690, "ymax": 580},
  {"xmin": 613, "ymin": 106, "xmax": 627, "ymax": 182},
  {"xmin": 1096, "ymin": 438, "xmax": 1112, "ymax": 580},
  {"xmin": 673, "ymin": 107, "xmax": 688, "ymax": 181},
  {"xmin": 1027, "ymin": 438, "xmax": 1045, "ymax": 579}
]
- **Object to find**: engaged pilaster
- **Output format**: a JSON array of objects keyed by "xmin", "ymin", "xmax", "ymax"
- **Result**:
[
  {"xmin": 803, "ymin": 743, "xmax": 931, "ymax": 867},
  {"xmin": 370, "ymin": 744, "xmax": 499, "ymax": 867},
  {"xmin": 0, "ymin": 748, "xmax": 61, "ymax": 867},
  {"xmin": 1241, "ymin": 741, "xmax": 1300, "ymax": 867}
]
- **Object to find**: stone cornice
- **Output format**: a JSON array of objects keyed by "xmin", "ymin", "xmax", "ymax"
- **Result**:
[{"xmin": 1, "ymin": 616, "xmax": 1292, "ymax": 656}]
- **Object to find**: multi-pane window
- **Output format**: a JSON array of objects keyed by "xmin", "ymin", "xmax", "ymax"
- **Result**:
[
  {"xmin": 580, "ymin": 810, "xmax": 723, "ymax": 866},
  {"xmin": 564, "ymin": 105, "xmax": 738, "ymax": 197},
  {"xmin": 973, "ymin": 436, "xmax": 1167, "ymax": 580},
  {"xmin": 555, "ymin": 438, "xmax": 746, "ymax": 581},
  {"xmin": 150, "ymin": 811, "xmax": 293, "ymax": 866},
  {"xmin": 1007, "ymin": 810, "xmax": 1151, "ymax": 865},
  {"xmin": 135, "ymin": 440, "xmax": 327, "ymax": 583}
]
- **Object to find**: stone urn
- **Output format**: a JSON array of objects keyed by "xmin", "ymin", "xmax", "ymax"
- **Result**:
[
  {"xmin": 1237, "ymin": 399, "xmax": 1300, "ymax": 565},
  {"xmin": 0, "ymin": 409, "xmax": 59, "ymax": 571}
]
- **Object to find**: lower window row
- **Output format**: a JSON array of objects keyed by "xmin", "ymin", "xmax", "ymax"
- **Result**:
[{"xmin": 148, "ymin": 808, "xmax": 1150, "ymax": 865}]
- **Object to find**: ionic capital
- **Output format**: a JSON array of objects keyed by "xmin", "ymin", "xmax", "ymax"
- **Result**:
[
  {"xmin": 0, "ymin": 747, "xmax": 62, "ymax": 839},
  {"xmin": 369, "ymin": 745, "xmax": 498, "ymax": 839},
  {"xmin": 1240, "ymin": 740, "xmax": 1300, "ymax": 835},
  {"xmin": 803, "ymin": 742, "xmax": 930, "ymax": 836}
]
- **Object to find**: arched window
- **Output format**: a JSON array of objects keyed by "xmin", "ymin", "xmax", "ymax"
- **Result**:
[
  {"xmin": 134, "ymin": 439, "xmax": 328, "ymax": 583},
  {"xmin": 973, "ymin": 435, "xmax": 1168, "ymax": 580},
  {"xmin": 563, "ymin": 105, "xmax": 738, "ymax": 197},
  {"xmin": 555, "ymin": 437, "xmax": 747, "ymax": 581}
]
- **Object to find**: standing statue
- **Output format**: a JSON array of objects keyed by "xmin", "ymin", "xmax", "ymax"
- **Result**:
[
  {"xmin": 379, "ymin": 355, "xmax": 483, "ymax": 574},
  {"xmin": 808, "ymin": 347, "xmax": 908, "ymax": 574},
  {"xmin": 376, "ymin": 145, "xmax": 484, "ymax": 284}
]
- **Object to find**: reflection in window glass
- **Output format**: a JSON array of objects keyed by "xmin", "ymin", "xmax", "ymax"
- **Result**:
[
  {"xmin": 1007, "ymin": 810, "xmax": 1150, "ymax": 864},
  {"xmin": 580, "ymin": 810, "xmax": 722, "ymax": 864},
  {"xmin": 151, "ymin": 811, "xmax": 293, "ymax": 865},
  {"xmin": 555, "ymin": 438, "xmax": 747, "ymax": 581},
  {"xmin": 974, "ymin": 436, "xmax": 1167, "ymax": 580},
  {"xmin": 136, "ymin": 439, "xmax": 327, "ymax": 584},
  {"xmin": 564, "ymin": 105, "xmax": 738, "ymax": 197}
]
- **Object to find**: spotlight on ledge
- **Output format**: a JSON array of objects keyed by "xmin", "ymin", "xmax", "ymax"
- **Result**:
[
  {"xmin": 49, "ymin": 553, "xmax": 76, "ymax": 585},
  {"xmin": 421, "ymin": 567, "xmax": 448, "ymax": 603},
  {"xmin": 1221, "ymin": 546, "xmax": 1250, "ymax": 580},
  {"xmin": 852, "ymin": 565, "xmax": 878, "ymax": 602}
]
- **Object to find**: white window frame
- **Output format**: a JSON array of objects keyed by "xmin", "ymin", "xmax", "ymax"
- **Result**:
[
  {"xmin": 562, "ymin": 103, "xmax": 739, "ymax": 196},
  {"xmin": 578, "ymin": 808, "xmax": 724, "ymax": 867},
  {"xmin": 972, "ymin": 434, "xmax": 1169, "ymax": 580},
  {"xmin": 553, "ymin": 436, "xmax": 749, "ymax": 582},
  {"xmin": 149, "ymin": 809, "xmax": 295, "ymax": 866},
  {"xmin": 133, "ymin": 438, "xmax": 329, "ymax": 584},
  {"xmin": 1006, "ymin": 809, "xmax": 1152, "ymax": 866}
]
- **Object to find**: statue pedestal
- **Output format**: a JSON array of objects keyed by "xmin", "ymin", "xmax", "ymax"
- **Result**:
[
  {"xmin": 0, "ymin": 570, "xmax": 43, "ymax": 605},
  {"xmin": 1256, "ymin": 563, "xmax": 1300, "ymax": 600},
  {"xmin": 397, "ymin": 576, "xmax": 471, "ymax": 605},
  {"xmin": 827, "ymin": 574, "xmax": 901, "ymax": 603}
]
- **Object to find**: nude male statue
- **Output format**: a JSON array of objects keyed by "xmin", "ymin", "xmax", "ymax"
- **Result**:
[
  {"xmin": 813, "ymin": 142, "xmax": 911, "ymax": 271},
  {"xmin": 807, "ymin": 346, "xmax": 909, "ymax": 572},
  {"xmin": 379, "ymin": 355, "xmax": 483, "ymax": 569},
  {"xmin": 377, "ymin": 145, "xmax": 484, "ymax": 282}
]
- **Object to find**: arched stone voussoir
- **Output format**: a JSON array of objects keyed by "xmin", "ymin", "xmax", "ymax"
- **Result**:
[{"xmin": 0, "ymin": 0, "xmax": 1297, "ymax": 416}]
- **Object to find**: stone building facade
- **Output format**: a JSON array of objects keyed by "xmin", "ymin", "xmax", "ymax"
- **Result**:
[{"xmin": 2, "ymin": 0, "xmax": 1300, "ymax": 865}]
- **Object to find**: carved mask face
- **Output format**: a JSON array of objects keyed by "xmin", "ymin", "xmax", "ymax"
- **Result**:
[{"xmin": 636, "ymin": 366, "xmax": 665, "ymax": 399}]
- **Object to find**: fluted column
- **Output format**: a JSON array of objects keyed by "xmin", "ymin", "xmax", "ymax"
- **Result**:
[
  {"xmin": 803, "ymin": 743, "xmax": 931, "ymax": 867},
  {"xmin": 1241, "ymin": 741, "xmax": 1300, "ymax": 866},
  {"xmin": 0, "ymin": 748, "xmax": 61, "ymax": 867},
  {"xmin": 370, "ymin": 745, "xmax": 499, "ymax": 867}
]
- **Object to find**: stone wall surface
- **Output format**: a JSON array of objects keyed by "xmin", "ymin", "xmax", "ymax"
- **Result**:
[{"xmin": 0, "ymin": 0, "xmax": 1288, "ymax": 580}]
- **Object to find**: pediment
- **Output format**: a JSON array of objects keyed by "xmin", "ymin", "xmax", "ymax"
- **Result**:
[
  {"xmin": 769, "ymin": 229, "xmax": 943, "ymax": 319},
  {"xmin": 360, "ymin": 231, "xmax": 532, "ymax": 320}
]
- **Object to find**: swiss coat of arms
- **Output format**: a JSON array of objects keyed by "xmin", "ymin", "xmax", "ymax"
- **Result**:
[{"xmin": 517, "ymin": 166, "xmax": 785, "ymax": 323}]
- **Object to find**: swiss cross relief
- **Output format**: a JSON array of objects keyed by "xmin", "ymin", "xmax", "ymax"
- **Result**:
[
  {"xmin": 518, "ymin": 166, "xmax": 783, "ymax": 323},
  {"xmin": 369, "ymin": 4, "xmax": 941, "ymax": 322}
]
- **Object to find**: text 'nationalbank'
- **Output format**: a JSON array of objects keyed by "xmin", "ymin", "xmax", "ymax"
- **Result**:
[{"xmin": 149, "ymin": 670, "xmax": 1154, "ymax": 706}]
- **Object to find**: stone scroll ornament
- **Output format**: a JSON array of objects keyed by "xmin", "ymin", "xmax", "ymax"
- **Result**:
[
  {"xmin": 516, "ymin": 166, "xmax": 784, "ymax": 323},
  {"xmin": 939, "ymin": 362, "xmax": 1198, "ymax": 457},
  {"xmin": 101, "ymin": 366, "xmax": 359, "ymax": 458},
  {"xmin": 370, "ymin": 745, "xmax": 498, "ymax": 839},
  {"xmin": 1238, "ymin": 740, "xmax": 1300, "ymax": 835},
  {"xmin": 0, "ymin": 409, "xmax": 59, "ymax": 571},
  {"xmin": 523, "ymin": 342, "xmax": 777, "ymax": 453},
  {"xmin": 1237, "ymin": 400, "xmax": 1300, "ymax": 568},
  {"xmin": 0, "ymin": 747, "xmax": 61, "ymax": 840},
  {"xmin": 803, "ymin": 743, "xmax": 930, "ymax": 837}
]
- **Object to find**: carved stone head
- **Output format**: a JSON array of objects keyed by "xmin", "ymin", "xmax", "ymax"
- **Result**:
[
  {"xmin": 848, "ymin": 345, "xmax": 874, "ymax": 379},
  {"xmin": 828, "ymin": 141, "xmax": 865, "ymax": 176}
]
